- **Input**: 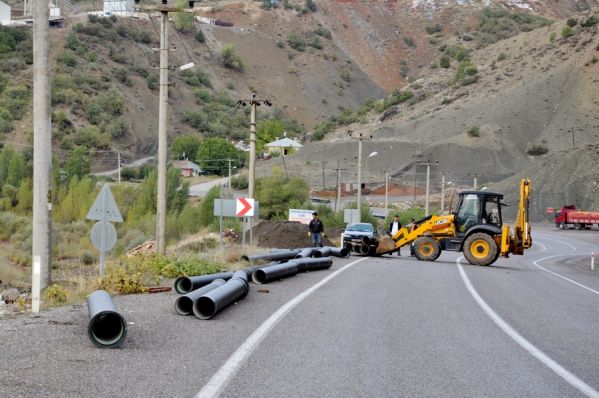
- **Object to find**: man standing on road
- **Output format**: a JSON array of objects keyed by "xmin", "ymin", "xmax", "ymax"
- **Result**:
[
  {"xmin": 389, "ymin": 215, "xmax": 402, "ymax": 256},
  {"xmin": 308, "ymin": 212, "xmax": 324, "ymax": 247}
]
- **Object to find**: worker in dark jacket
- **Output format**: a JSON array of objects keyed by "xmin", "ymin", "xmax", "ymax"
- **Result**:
[
  {"xmin": 389, "ymin": 215, "xmax": 402, "ymax": 256},
  {"xmin": 308, "ymin": 212, "xmax": 324, "ymax": 247}
]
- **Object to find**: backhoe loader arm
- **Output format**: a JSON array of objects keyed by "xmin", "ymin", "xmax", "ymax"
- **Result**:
[
  {"xmin": 500, "ymin": 178, "xmax": 532, "ymax": 256},
  {"xmin": 391, "ymin": 215, "xmax": 455, "ymax": 249}
]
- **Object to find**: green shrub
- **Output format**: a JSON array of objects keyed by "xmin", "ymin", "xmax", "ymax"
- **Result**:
[
  {"xmin": 309, "ymin": 37, "xmax": 323, "ymax": 49},
  {"xmin": 581, "ymin": 15, "xmax": 598, "ymax": 27},
  {"xmin": 115, "ymin": 68, "xmax": 133, "ymax": 86},
  {"xmin": 403, "ymin": 36, "xmax": 416, "ymax": 48},
  {"xmin": 497, "ymin": 53, "xmax": 507, "ymax": 61},
  {"xmin": 44, "ymin": 284, "xmax": 68, "ymax": 304},
  {"xmin": 181, "ymin": 69, "xmax": 212, "ymax": 88},
  {"xmin": 105, "ymin": 117, "xmax": 129, "ymax": 139},
  {"xmin": 340, "ymin": 68, "xmax": 351, "ymax": 82},
  {"xmin": 147, "ymin": 73, "xmax": 158, "ymax": 90},
  {"xmin": 561, "ymin": 26, "xmax": 575, "ymax": 39},
  {"xmin": 57, "ymin": 51, "xmax": 77, "ymax": 67},
  {"xmin": 221, "ymin": 43, "xmax": 244, "ymax": 71},
  {"xmin": 195, "ymin": 29, "xmax": 205, "ymax": 43},
  {"xmin": 453, "ymin": 61, "xmax": 478, "ymax": 86},
  {"xmin": 549, "ymin": 32, "xmax": 556, "ymax": 42},
  {"xmin": 444, "ymin": 44, "xmax": 470, "ymax": 61},
  {"xmin": 425, "ymin": 24, "xmax": 442, "ymax": 34},
  {"xmin": 315, "ymin": 27, "xmax": 332, "ymax": 39},
  {"xmin": 526, "ymin": 144, "xmax": 549, "ymax": 156},
  {"xmin": 79, "ymin": 251, "xmax": 96, "ymax": 265},
  {"xmin": 439, "ymin": 55, "xmax": 450, "ymax": 68},
  {"xmin": 287, "ymin": 32, "xmax": 306, "ymax": 51},
  {"xmin": 566, "ymin": 18, "xmax": 577, "ymax": 27},
  {"xmin": 467, "ymin": 126, "xmax": 480, "ymax": 137},
  {"xmin": 231, "ymin": 174, "xmax": 248, "ymax": 189},
  {"xmin": 134, "ymin": 66, "xmax": 149, "ymax": 78},
  {"xmin": 305, "ymin": 0, "xmax": 317, "ymax": 13}
]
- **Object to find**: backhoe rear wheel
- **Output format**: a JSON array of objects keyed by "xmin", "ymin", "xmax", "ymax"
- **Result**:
[
  {"xmin": 463, "ymin": 233, "xmax": 498, "ymax": 266},
  {"xmin": 413, "ymin": 237, "xmax": 440, "ymax": 261}
]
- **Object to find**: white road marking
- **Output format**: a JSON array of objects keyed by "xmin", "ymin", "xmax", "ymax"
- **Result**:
[
  {"xmin": 535, "ymin": 234, "xmax": 577, "ymax": 252},
  {"xmin": 195, "ymin": 257, "xmax": 368, "ymax": 398},
  {"xmin": 457, "ymin": 258, "xmax": 599, "ymax": 398},
  {"xmin": 533, "ymin": 238, "xmax": 599, "ymax": 296}
]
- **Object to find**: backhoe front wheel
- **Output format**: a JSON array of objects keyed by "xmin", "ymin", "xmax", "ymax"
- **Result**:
[
  {"xmin": 413, "ymin": 237, "xmax": 440, "ymax": 261},
  {"xmin": 463, "ymin": 233, "xmax": 498, "ymax": 266}
]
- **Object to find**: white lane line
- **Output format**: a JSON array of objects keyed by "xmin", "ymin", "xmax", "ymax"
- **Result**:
[
  {"xmin": 195, "ymin": 257, "xmax": 368, "ymax": 398},
  {"xmin": 532, "ymin": 254, "xmax": 599, "ymax": 296},
  {"xmin": 457, "ymin": 258, "xmax": 599, "ymax": 398},
  {"xmin": 535, "ymin": 234, "xmax": 577, "ymax": 252}
]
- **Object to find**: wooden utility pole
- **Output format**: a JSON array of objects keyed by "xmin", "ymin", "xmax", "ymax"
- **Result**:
[
  {"xmin": 321, "ymin": 161, "xmax": 326, "ymax": 190},
  {"xmin": 350, "ymin": 132, "xmax": 372, "ymax": 223},
  {"xmin": 419, "ymin": 160, "xmax": 438, "ymax": 216},
  {"xmin": 333, "ymin": 161, "xmax": 347, "ymax": 212},
  {"xmin": 440, "ymin": 172, "xmax": 445, "ymax": 213},
  {"xmin": 32, "ymin": 0, "xmax": 52, "ymax": 313},
  {"xmin": 385, "ymin": 170, "xmax": 389, "ymax": 218}
]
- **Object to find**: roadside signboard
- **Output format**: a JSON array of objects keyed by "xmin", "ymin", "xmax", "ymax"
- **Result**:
[
  {"xmin": 289, "ymin": 209, "xmax": 315, "ymax": 225},
  {"xmin": 236, "ymin": 198, "xmax": 255, "ymax": 217},
  {"xmin": 344, "ymin": 209, "xmax": 360, "ymax": 224}
]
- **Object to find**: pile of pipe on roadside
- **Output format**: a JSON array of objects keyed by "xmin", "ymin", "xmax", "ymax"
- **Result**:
[
  {"xmin": 173, "ymin": 246, "xmax": 350, "ymax": 320},
  {"xmin": 345, "ymin": 236, "xmax": 378, "ymax": 256}
]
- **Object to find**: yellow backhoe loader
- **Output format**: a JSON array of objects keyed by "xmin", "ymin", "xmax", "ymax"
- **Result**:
[{"xmin": 382, "ymin": 179, "xmax": 531, "ymax": 266}]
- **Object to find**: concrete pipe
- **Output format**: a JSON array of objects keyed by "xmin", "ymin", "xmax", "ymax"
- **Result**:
[
  {"xmin": 87, "ymin": 290, "xmax": 127, "ymax": 349},
  {"xmin": 174, "ymin": 279, "xmax": 226, "ymax": 316},
  {"xmin": 295, "ymin": 247, "xmax": 316, "ymax": 258},
  {"xmin": 174, "ymin": 272, "xmax": 234, "ymax": 294},
  {"xmin": 193, "ymin": 271, "xmax": 249, "ymax": 320},
  {"xmin": 367, "ymin": 245, "xmax": 377, "ymax": 256},
  {"xmin": 353, "ymin": 244, "xmax": 364, "ymax": 253},
  {"xmin": 360, "ymin": 245, "xmax": 371, "ymax": 255},
  {"xmin": 252, "ymin": 261, "xmax": 301, "ymax": 284},
  {"xmin": 313, "ymin": 247, "xmax": 332, "ymax": 258},
  {"xmin": 293, "ymin": 257, "xmax": 333, "ymax": 272},
  {"xmin": 241, "ymin": 250, "xmax": 301, "ymax": 263},
  {"xmin": 361, "ymin": 236, "xmax": 373, "ymax": 245}
]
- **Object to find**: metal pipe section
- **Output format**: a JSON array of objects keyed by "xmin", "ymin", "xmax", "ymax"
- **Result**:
[
  {"xmin": 87, "ymin": 290, "xmax": 127, "ymax": 348},
  {"xmin": 241, "ymin": 250, "xmax": 301, "ymax": 263},
  {"xmin": 194, "ymin": 271, "xmax": 249, "ymax": 319},
  {"xmin": 295, "ymin": 247, "xmax": 316, "ymax": 258},
  {"xmin": 252, "ymin": 261, "xmax": 300, "ymax": 284},
  {"xmin": 313, "ymin": 247, "xmax": 331, "ymax": 258},
  {"xmin": 174, "ymin": 272, "xmax": 234, "ymax": 294},
  {"xmin": 293, "ymin": 257, "xmax": 333, "ymax": 272},
  {"xmin": 174, "ymin": 279, "xmax": 226, "ymax": 315}
]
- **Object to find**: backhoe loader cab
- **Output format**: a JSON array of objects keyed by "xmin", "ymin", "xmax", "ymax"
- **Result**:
[{"xmin": 454, "ymin": 191, "xmax": 504, "ymax": 233}]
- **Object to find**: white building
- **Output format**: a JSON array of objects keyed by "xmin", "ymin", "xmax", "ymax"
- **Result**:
[
  {"xmin": 0, "ymin": 1, "xmax": 11, "ymax": 26},
  {"xmin": 103, "ymin": 0, "xmax": 134, "ymax": 16}
]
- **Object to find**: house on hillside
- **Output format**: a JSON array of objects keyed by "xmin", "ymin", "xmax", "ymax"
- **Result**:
[
  {"xmin": 265, "ymin": 137, "xmax": 302, "ymax": 156},
  {"xmin": 172, "ymin": 160, "xmax": 202, "ymax": 177},
  {"xmin": 0, "ymin": 2, "xmax": 11, "ymax": 26},
  {"xmin": 103, "ymin": 0, "xmax": 134, "ymax": 16}
]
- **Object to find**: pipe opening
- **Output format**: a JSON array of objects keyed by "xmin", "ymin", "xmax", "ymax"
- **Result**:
[
  {"xmin": 194, "ymin": 297, "xmax": 216, "ymax": 319},
  {"xmin": 252, "ymin": 270, "xmax": 267, "ymax": 284},
  {"xmin": 175, "ymin": 296, "xmax": 193, "ymax": 315},
  {"xmin": 175, "ymin": 277, "xmax": 191, "ymax": 294},
  {"xmin": 340, "ymin": 247, "xmax": 350, "ymax": 258},
  {"xmin": 90, "ymin": 312, "xmax": 126, "ymax": 347},
  {"xmin": 240, "ymin": 255, "xmax": 250, "ymax": 262}
]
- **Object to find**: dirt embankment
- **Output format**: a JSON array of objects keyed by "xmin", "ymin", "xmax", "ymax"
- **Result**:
[{"xmin": 247, "ymin": 221, "xmax": 344, "ymax": 249}]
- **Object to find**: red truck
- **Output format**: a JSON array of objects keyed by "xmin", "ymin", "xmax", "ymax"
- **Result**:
[{"xmin": 554, "ymin": 205, "xmax": 599, "ymax": 230}]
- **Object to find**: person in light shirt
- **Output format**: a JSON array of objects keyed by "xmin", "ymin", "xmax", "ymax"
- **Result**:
[{"xmin": 388, "ymin": 215, "xmax": 402, "ymax": 256}]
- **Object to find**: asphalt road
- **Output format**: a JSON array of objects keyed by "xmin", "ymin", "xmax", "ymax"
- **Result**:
[
  {"xmin": 189, "ymin": 177, "xmax": 230, "ymax": 197},
  {"xmin": 1, "ymin": 225, "xmax": 599, "ymax": 397}
]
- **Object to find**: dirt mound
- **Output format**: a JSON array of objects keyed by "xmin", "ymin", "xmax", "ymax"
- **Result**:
[{"xmin": 250, "ymin": 221, "xmax": 340, "ymax": 249}]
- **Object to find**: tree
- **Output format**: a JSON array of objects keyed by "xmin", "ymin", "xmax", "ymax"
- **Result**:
[
  {"xmin": 195, "ymin": 137, "xmax": 240, "ymax": 176},
  {"xmin": 6, "ymin": 153, "xmax": 25, "ymax": 187},
  {"xmin": 221, "ymin": 44, "xmax": 244, "ymax": 71},
  {"xmin": 256, "ymin": 168, "xmax": 309, "ymax": 219},
  {"xmin": 172, "ymin": 134, "xmax": 201, "ymax": 160},
  {"xmin": 172, "ymin": 0, "xmax": 194, "ymax": 32},
  {"xmin": 198, "ymin": 186, "xmax": 221, "ymax": 227},
  {"xmin": 257, "ymin": 120, "xmax": 285, "ymax": 153},
  {"xmin": 63, "ymin": 146, "xmax": 91, "ymax": 180}
]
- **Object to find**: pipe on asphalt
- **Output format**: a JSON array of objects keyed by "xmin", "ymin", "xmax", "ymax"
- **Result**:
[
  {"xmin": 87, "ymin": 290, "xmax": 127, "ymax": 348},
  {"xmin": 240, "ymin": 250, "xmax": 301, "ymax": 263},
  {"xmin": 367, "ymin": 245, "xmax": 377, "ymax": 256},
  {"xmin": 293, "ymin": 257, "xmax": 333, "ymax": 272},
  {"xmin": 353, "ymin": 244, "xmax": 363, "ymax": 254},
  {"xmin": 360, "ymin": 245, "xmax": 371, "ymax": 255},
  {"xmin": 174, "ymin": 272, "xmax": 234, "ymax": 294},
  {"xmin": 313, "ymin": 247, "xmax": 332, "ymax": 258},
  {"xmin": 328, "ymin": 247, "xmax": 351, "ymax": 258},
  {"xmin": 295, "ymin": 247, "xmax": 316, "ymax": 258},
  {"xmin": 193, "ymin": 271, "xmax": 249, "ymax": 319},
  {"xmin": 361, "ymin": 236, "xmax": 372, "ymax": 245},
  {"xmin": 174, "ymin": 279, "xmax": 226, "ymax": 315},
  {"xmin": 252, "ymin": 261, "xmax": 301, "ymax": 284}
]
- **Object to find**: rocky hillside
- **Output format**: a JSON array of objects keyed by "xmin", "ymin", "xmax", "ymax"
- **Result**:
[{"xmin": 262, "ymin": 7, "xmax": 599, "ymax": 220}]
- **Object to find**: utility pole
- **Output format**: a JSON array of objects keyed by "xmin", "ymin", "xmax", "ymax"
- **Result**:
[
  {"xmin": 333, "ymin": 161, "xmax": 347, "ymax": 212},
  {"xmin": 117, "ymin": 150, "xmax": 121, "ymax": 184},
  {"xmin": 322, "ymin": 161, "xmax": 326, "ymax": 190},
  {"xmin": 420, "ymin": 160, "xmax": 438, "ymax": 216},
  {"xmin": 155, "ymin": 9, "xmax": 169, "ymax": 255},
  {"xmin": 228, "ymin": 159, "xmax": 232, "ymax": 189},
  {"xmin": 32, "ymin": 0, "xmax": 52, "ymax": 313},
  {"xmin": 237, "ymin": 93, "xmax": 272, "ymax": 198},
  {"xmin": 473, "ymin": 173, "xmax": 478, "ymax": 190},
  {"xmin": 440, "ymin": 172, "xmax": 445, "ymax": 213},
  {"xmin": 413, "ymin": 163, "xmax": 418, "ymax": 203},
  {"xmin": 385, "ymin": 170, "xmax": 389, "ymax": 218},
  {"xmin": 350, "ymin": 132, "xmax": 372, "ymax": 223}
]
